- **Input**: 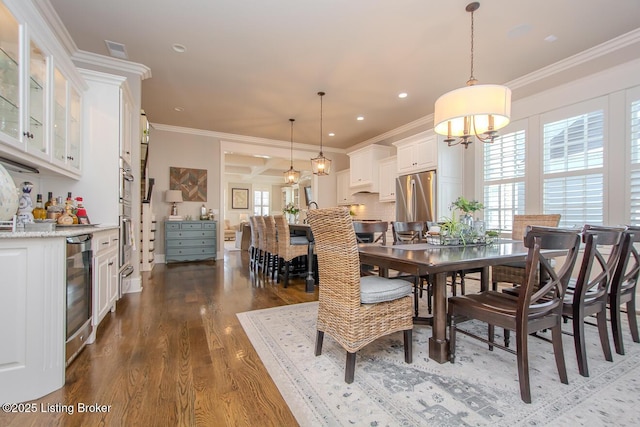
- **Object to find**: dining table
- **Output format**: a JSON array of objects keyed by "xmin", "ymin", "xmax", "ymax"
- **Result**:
[
  {"xmin": 358, "ymin": 240, "xmax": 560, "ymax": 364},
  {"xmin": 288, "ymin": 223, "xmax": 316, "ymax": 293}
]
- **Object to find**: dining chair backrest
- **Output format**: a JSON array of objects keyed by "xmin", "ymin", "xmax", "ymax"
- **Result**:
[
  {"xmin": 611, "ymin": 226, "xmax": 640, "ymax": 295},
  {"xmin": 391, "ymin": 221, "xmax": 425, "ymax": 244},
  {"xmin": 520, "ymin": 226, "xmax": 581, "ymax": 315},
  {"xmin": 352, "ymin": 221, "xmax": 388, "ymax": 245},
  {"xmin": 307, "ymin": 207, "xmax": 362, "ymax": 303},
  {"xmin": 254, "ymin": 215, "xmax": 267, "ymax": 251},
  {"xmin": 512, "ymin": 214, "xmax": 561, "ymax": 240},
  {"xmin": 572, "ymin": 224, "xmax": 625, "ymax": 304},
  {"xmin": 249, "ymin": 216, "xmax": 258, "ymax": 248},
  {"xmin": 263, "ymin": 215, "xmax": 278, "ymax": 254}
]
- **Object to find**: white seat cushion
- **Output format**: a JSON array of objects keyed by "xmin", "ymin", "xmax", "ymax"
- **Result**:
[{"xmin": 360, "ymin": 276, "xmax": 413, "ymax": 304}]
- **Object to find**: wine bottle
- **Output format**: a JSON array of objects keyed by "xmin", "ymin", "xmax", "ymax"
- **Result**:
[{"xmin": 33, "ymin": 194, "xmax": 46, "ymax": 220}]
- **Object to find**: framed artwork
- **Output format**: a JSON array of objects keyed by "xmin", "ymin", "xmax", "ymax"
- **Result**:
[
  {"xmin": 232, "ymin": 188, "xmax": 249, "ymax": 209},
  {"xmin": 170, "ymin": 167, "xmax": 207, "ymax": 202}
]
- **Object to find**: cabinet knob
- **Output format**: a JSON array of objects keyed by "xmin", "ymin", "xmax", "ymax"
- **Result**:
[
  {"xmin": 108, "ymin": 261, "xmax": 114, "ymax": 266},
  {"xmin": 67, "ymin": 156, "xmax": 74, "ymax": 161}
]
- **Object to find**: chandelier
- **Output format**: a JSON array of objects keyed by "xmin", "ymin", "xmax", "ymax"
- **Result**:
[
  {"xmin": 433, "ymin": 2, "xmax": 511, "ymax": 149},
  {"xmin": 283, "ymin": 118, "xmax": 300, "ymax": 184},
  {"xmin": 311, "ymin": 91, "xmax": 332, "ymax": 175}
]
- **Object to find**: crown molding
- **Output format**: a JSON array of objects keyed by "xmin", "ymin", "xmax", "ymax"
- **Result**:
[
  {"xmin": 507, "ymin": 28, "xmax": 640, "ymax": 90},
  {"xmin": 72, "ymin": 50, "xmax": 152, "ymax": 80},
  {"xmin": 152, "ymin": 123, "xmax": 347, "ymax": 154}
]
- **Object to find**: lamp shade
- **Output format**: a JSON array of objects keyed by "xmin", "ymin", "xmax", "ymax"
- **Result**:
[
  {"xmin": 311, "ymin": 154, "xmax": 331, "ymax": 175},
  {"xmin": 434, "ymin": 84, "xmax": 511, "ymax": 137},
  {"xmin": 165, "ymin": 190, "xmax": 183, "ymax": 203}
]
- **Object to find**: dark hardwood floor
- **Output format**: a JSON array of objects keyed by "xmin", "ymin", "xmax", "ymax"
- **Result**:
[{"xmin": 0, "ymin": 247, "xmax": 318, "ymax": 427}]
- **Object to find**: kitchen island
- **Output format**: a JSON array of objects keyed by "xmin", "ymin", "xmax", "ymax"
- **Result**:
[{"xmin": 0, "ymin": 225, "xmax": 118, "ymax": 404}]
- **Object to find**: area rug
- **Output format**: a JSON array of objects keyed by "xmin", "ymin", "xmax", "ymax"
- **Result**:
[{"xmin": 237, "ymin": 302, "xmax": 640, "ymax": 426}]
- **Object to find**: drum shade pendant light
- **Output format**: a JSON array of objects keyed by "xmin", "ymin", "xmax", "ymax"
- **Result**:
[
  {"xmin": 311, "ymin": 91, "xmax": 332, "ymax": 175},
  {"xmin": 284, "ymin": 118, "xmax": 300, "ymax": 184},
  {"xmin": 433, "ymin": 2, "xmax": 511, "ymax": 149}
]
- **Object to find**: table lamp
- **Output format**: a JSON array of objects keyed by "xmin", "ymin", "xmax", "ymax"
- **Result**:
[{"xmin": 165, "ymin": 190, "xmax": 183, "ymax": 216}]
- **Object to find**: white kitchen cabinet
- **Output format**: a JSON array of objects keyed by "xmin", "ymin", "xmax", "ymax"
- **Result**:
[
  {"xmin": 92, "ymin": 229, "xmax": 119, "ymax": 330},
  {"xmin": 348, "ymin": 145, "xmax": 391, "ymax": 192},
  {"xmin": 378, "ymin": 156, "xmax": 397, "ymax": 202},
  {"xmin": 0, "ymin": 237, "xmax": 66, "ymax": 404},
  {"xmin": 51, "ymin": 67, "xmax": 83, "ymax": 174},
  {"xmin": 336, "ymin": 169, "xmax": 355, "ymax": 206},
  {"xmin": 394, "ymin": 132, "xmax": 437, "ymax": 174},
  {"xmin": 0, "ymin": 0, "xmax": 85, "ymax": 178},
  {"xmin": 120, "ymin": 86, "xmax": 134, "ymax": 165}
]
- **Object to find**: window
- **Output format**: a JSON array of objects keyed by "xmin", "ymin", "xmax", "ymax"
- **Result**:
[
  {"xmin": 630, "ymin": 97, "xmax": 640, "ymax": 225},
  {"xmin": 253, "ymin": 190, "xmax": 269, "ymax": 216},
  {"xmin": 542, "ymin": 104, "xmax": 604, "ymax": 227},
  {"xmin": 483, "ymin": 125, "xmax": 526, "ymax": 232}
]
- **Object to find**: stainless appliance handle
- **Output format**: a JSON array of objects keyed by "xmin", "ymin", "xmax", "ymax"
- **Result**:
[
  {"xmin": 409, "ymin": 178, "xmax": 416, "ymax": 222},
  {"xmin": 120, "ymin": 264, "xmax": 134, "ymax": 278}
]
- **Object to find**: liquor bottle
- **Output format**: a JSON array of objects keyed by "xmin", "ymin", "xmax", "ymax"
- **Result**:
[
  {"xmin": 44, "ymin": 191, "xmax": 54, "ymax": 210},
  {"xmin": 32, "ymin": 194, "xmax": 47, "ymax": 220},
  {"xmin": 75, "ymin": 197, "xmax": 89, "ymax": 224}
]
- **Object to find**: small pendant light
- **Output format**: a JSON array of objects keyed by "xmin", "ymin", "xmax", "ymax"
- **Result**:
[
  {"xmin": 283, "ymin": 118, "xmax": 300, "ymax": 184},
  {"xmin": 311, "ymin": 91, "xmax": 332, "ymax": 175}
]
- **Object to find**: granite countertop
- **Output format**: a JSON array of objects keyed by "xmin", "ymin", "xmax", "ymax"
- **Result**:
[{"xmin": 0, "ymin": 224, "xmax": 119, "ymax": 239}]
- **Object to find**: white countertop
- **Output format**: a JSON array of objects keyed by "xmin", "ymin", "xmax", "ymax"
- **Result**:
[{"xmin": 0, "ymin": 224, "xmax": 119, "ymax": 239}]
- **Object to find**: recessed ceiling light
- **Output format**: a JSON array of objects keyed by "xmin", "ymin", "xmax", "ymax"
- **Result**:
[
  {"xmin": 174, "ymin": 107, "xmax": 184, "ymax": 112},
  {"xmin": 544, "ymin": 35, "xmax": 558, "ymax": 43},
  {"xmin": 172, "ymin": 43, "xmax": 187, "ymax": 53},
  {"xmin": 328, "ymin": 132, "xmax": 335, "ymax": 137},
  {"xmin": 356, "ymin": 116, "xmax": 364, "ymax": 121},
  {"xmin": 398, "ymin": 92, "xmax": 408, "ymax": 99}
]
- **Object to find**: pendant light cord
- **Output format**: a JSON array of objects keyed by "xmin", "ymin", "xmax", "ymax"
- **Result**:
[
  {"xmin": 289, "ymin": 118, "xmax": 295, "ymax": 167},
  {"xmin": 318, "ymin": 91, "xmax": 325, "ymax": 155}
]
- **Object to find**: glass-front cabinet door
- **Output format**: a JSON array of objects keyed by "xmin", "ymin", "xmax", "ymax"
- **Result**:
[
  {"xmin": 67, "ymin": 85, "xmax": 81, "ymax": 171},
  {"xmin": 0, "ymin": 2, "xmax": 20, "ymax": 143},
  {"xmin": 52, "ymin": 66, "xmax": 67, "ymax": 165},
  {"xmin": 26, "ymin": 38, "xmax": 48, "ymax": 158}
]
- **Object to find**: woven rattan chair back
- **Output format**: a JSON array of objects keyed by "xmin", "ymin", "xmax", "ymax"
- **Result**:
[
  {"xmin": 391, "ymin": 221, "xmax": 425, "ymax": 244},
  {"xmin": 274, "ymin": 214, "xmax": 308, "ymax": 262},
  {"xmin": 263, "ymin": 215, "xmax": 278, "ymax": 255},
  {"xmin": 248, "ymin": 216, "xmax": 258, "ymax": 248},
  {"xmin": 609, "ymin": 225, "xmax": 640, "ymax": 355},
  {"xmin": 512, "ymin": 214, "xmax": 561, "ymax": 240}
]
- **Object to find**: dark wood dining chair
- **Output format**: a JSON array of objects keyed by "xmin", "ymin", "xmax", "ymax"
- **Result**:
[
  {"xmin": 609, "ymin": 226, "xmax": 640, "ymax": 355},
  {"xmin": 353, "ymin": 221, "xmax": 388, "ymax": 245},
  {"xmin": 307, "ymin": 207, "xmax": 413, "ymax": 383},
  {"xmin": 391, "ymin": 221, "xmax": 425, "ymax": 244},
  {"xmin": 561, "ymin": 225, "xmax": 624, "ymax": 377},
  {"xmin": 448, "ymin": 226, "xmax": 581, "ymax": 403}
]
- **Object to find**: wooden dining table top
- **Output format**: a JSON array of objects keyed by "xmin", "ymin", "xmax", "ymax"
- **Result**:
[{"xmin": 357, "ymin": 240, "xmax": 531, "ymax": 275}]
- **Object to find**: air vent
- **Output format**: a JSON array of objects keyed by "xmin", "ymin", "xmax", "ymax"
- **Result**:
[{"xmin": 104, "ymin": 40, "xmax": 128, "ymax": 59}]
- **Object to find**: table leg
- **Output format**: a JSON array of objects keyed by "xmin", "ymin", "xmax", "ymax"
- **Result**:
[
  {"xmin": 428, "ymin": 271, "xmax": 449, "ymax": 363},
  {"xmin": 480, "ymin": 266, "xmax": 490, "ymax": 291},
  {"xmin": 305, "ymin": 242, "xmax": 315, "ymax": 293}
]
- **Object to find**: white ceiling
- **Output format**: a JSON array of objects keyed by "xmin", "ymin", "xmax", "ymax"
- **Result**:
[{"xmin": 46, "ymin": 0, "xmax": 640, "ymax": 157}]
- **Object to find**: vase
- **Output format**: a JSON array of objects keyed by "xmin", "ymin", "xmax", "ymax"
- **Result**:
[{"xmin": 0, "ymin": 163, "xmax": 19, "ymax": 221}]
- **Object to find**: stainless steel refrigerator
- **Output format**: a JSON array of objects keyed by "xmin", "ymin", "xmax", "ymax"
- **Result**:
[{"xmin": 396, "ymin": 170, "xmax": 436, "ymax": 222}]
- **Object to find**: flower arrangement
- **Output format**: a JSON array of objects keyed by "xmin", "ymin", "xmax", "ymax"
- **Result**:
[{"xmin": 283, "ymin": 203, "xmax": 300, "ymax": 216}]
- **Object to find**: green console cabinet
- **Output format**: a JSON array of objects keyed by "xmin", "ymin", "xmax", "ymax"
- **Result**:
[{"xmin": 165, "ymin": 221, "xmax": 217, "ymax": 263}]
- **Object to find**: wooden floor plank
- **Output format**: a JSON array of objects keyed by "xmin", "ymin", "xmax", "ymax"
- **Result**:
[{"xmin": 0, "ymin": 249, "xmax": 315, "ymax": 426}]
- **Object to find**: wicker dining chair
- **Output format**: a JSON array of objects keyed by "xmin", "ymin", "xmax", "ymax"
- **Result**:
[
  {"xmin": 609, "ymin": 226, "xmax": 640, "ymax": 355},
  {"xmin": 254, "ymin": 215, "xmax": 267, "ymax": 274},
  {"xmin": 263, "ymin": 216, "xmax": 279, "ymax": 280},
  {"xmin": 307, "ymin": 207, "xmax": 414, "ymax": 383},
  {"xmin": 492, "ymin": 214, "xmax": 561, "ymax": 290},
  {"xmin": 248, "ymin": 216, "xmax": 259, "ymax": 269},
  {"xmin": 449, "ymin": 225, "xmax": 581, "ymax": 403},
  {"xmin": 274, "ymin": 214, "xmax": 310, "ymax": 288}
]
